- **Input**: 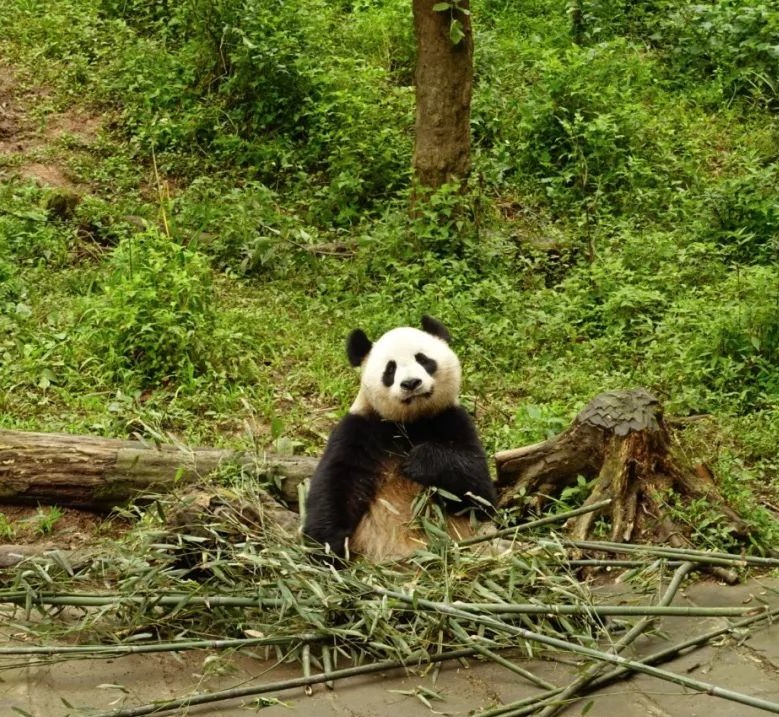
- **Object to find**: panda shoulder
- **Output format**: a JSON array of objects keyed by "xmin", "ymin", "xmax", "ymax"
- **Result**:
[
  {"xmin": 428, "ymin": 405, "xmax": 479, "ymax": 438},
  {"xmin": 326, "ymin": 410, "xmax": 382, "ymax": 445}
]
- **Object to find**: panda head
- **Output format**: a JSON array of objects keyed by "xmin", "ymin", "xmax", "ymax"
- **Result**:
[{"xmin": 347, "ymin": 316, "xmax": 461, "ymax": 422}]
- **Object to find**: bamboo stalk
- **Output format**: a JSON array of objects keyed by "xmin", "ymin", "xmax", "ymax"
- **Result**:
[
  {"xmin": 475, "ymin": 601, "xmax": 779, "ymax": 717},
  {"xmin": 0, "ymin": 633, "xmax": 324, "ymax": 656},
  {"xmin": 85, "ymin": 647, "xmax": 482, "ymax": 717},
  {"xmin": 459, "ymin": 499, "xmax": 613, "ymax": 547},
  {"xmin": 2, "ymin": 590, "xmax": 762, "ymax": 618},
  {"xmin": 534, "ymin": 562, "xmax": 693, "ymax": 717},
  {"xmin": 371, "ymin": 587, "xmax": 779, "ymax": 715},
  {"xmin": 0, "ymin": 592, "xmax": 320, "ymax": 609},
  {"xmin": 397, "ymin": 602, "xmax": 761, "ymax": 618},
  {"xmin": 563, "ymin": 539, "xmax": 779, "ymax": 567},
  {"xmin": 564, "ymin": 559, "xmax": 685, "ymax": 568},
  {"xmin": 448, "ymin": 619, "xmax": 556, "ymax": 690}
]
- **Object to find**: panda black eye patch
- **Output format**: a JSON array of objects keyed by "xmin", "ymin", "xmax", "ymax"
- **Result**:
[
  {"xmin": 415, "ymin": 353, "xmax": 437, "ymax": 375},
  {"xmin": 382, "ymin": 360, "xmax": 397, "ymax": 387}
]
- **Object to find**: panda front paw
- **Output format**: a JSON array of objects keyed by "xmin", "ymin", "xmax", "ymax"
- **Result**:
[{"xmin": 402, "ymin": 445, "xmax": 436, "ymax": 486}]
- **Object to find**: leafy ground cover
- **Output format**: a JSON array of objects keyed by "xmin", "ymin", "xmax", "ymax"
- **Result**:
[{"xmin": 0, "ymin": 0, "xmax": 778, "ymax": 551}]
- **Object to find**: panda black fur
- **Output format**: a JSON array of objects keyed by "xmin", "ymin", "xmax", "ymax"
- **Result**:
[{"xmin": 303, "ymin": 316, "xmax": 496, "ymax": 561}]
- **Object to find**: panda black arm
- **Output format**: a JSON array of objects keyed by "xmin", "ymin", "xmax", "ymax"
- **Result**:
[
  {"xmin": 403, "ymin": 406, "xmax": 497, "ymax": 509},
  {"xmin": 303, "ymin": 413, "xmax": 383, "ymax": 557}
]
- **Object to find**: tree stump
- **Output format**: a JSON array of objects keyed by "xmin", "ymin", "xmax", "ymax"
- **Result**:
[{"xmin": 495, "ymin": 389, "xmax": 749, "ymax": 547}]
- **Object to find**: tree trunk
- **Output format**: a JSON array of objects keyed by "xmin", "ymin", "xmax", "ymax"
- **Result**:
[
  {"xmin": 495, "ymin": 389, "xmax": 750, "ymax": 547},
  {"xmin": 0, "ymin": 429, "xmax": 315, "ymax": 512},
  {"xmin": 412, "ymin": 0, "xmax": 473, "ymax": 188}
]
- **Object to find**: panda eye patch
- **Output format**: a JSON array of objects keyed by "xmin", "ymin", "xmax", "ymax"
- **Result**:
[
  {"xmin": 382, "ymin": 360, "xmax": 397, "ymax": 387},
  {"xmin": 415, "ymin": 353, "xmax": 437, "ymax": 376}
]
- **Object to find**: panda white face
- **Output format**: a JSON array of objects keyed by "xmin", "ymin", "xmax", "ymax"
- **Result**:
[{"xmin": 349, "ymin": 321, "xmax": 461, "ymax": 422}]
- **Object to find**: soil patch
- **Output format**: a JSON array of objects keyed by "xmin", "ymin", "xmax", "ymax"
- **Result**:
[
  {"xmin": 0, "ymin": 61, "xmax": 102, "ymax": 190},
  {"xmin": 0, "ymin": 504, "xmax": 128, "ymax": 547}
]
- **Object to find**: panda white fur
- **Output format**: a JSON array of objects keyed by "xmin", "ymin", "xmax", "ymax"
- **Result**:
[{"xmin": 303, "ymin": 316, "xmax": 496, "ymax": 562}]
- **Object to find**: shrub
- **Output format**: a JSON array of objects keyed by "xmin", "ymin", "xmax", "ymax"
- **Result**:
[
  {"xmin": 571, "ymin": 0, "xmax": 779, "ymax": 109},
  {"xmin": 654, "ymin": 266, "xmax": 779, "ymax": 411},
  {"xmin": 703, "ymin": 165, "xmax": 779, "ymax": 264},
  {"xmin": 663, "ymin": 0, "xmax": 779, "ymax": 108},
  {"xmin": 511, "ymin": 42, "xmax": 678, "ymax": 221},
  {"xmin": 81, "ymin": 230, "xmax": 238, "ymax": 386}
]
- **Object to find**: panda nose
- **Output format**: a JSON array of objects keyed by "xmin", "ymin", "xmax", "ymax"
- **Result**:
[{"xmin": 400, "ymin": 378, "xmax": 422, "ymax": 392}]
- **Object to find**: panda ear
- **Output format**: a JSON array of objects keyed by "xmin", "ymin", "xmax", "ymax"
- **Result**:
[
  {"xmin": 347, "ymin": 329, "xmax": 372, "ymax": 367},
  {"xmin": 421, "ymin": 315, "xmax": 451, "ymax": 344}
]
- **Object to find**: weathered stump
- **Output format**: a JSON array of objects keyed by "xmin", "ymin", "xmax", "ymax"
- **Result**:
[{"xmin": 495, "ymin": 389, "xmax": 749, "ymax": 547}]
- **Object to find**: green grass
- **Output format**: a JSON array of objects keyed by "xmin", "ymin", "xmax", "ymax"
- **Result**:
[{"xmin": 0, "ymin": 0, "xmax": 778, "ymax": 550}]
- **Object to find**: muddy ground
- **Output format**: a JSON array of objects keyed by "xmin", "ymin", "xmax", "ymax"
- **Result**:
[{"xmin": 2, "ymin": 578, "xmax": 779, "ymax": 716}]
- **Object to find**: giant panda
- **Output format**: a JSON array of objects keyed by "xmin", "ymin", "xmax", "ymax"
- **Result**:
[{"xmin": 303, "ymin": 316, "xmax": 496, "ymax": 562}]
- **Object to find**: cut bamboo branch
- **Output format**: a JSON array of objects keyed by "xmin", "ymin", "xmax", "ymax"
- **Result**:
[
  {"xmin": 372, "ymin": 586, "xmax": 779, "ymax": 715},
  {"xmin": 83, "ymin": 647, "xmax": 482, "ymax": 717},
  {"xmin": 449, "ymin": 619, "xmax": 557, "ymax": 690},
  {"xmin": 458, "ymin": 498, "xmax": 612, "ymax": 547},
  {"xmin": 475, "ymin": 600, "xmax": 779, "ymax": 717},
  {"xmin": 535, "ymin": 561, "xmax": 694, "ymax": 717},
  {"xmin": 562, "ymin": 539, "xmax": 779, "ymax": 568},
  {"xmin": 0, "ymin": 633, "xmax": 325, "ymax": 656},
  {"xmin": 0, "ymin": 590, "xmax": 764, "ymax": 618}
]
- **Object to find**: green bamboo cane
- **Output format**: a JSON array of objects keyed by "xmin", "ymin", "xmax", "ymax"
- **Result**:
[
  {"xmin": 0, "ymin": 633, "xmax": 324, "ymax": 656},
  {"xmin": 563, "ymin": 539, "xmax": 779, "ymax": 567},
  {"xmin": 391, "ymin": 602, "xmax": 762, "ymax": 618},
  {"xmin": 2, "ymin": 591, "xmax": 763, "ymax": 618},
  {"xmin": 534, "ymin": 561, "xmax": 694, "ymax": 717},
  {"xmin": 475, "ymin": 599, "xmax": 779, "ymax": 717},
  {"xmin": 0, "ymin": 592, "xmax": 319, "ymax": 608},
  {"xmin": 448, "ymin": 619, "xmax": 557, "ymax": 690},
  {"xmin": 458, "ymin": 499, "xmax": 613, "ymax": 547},
  {"xmin": 84, "ymin": 647, "xmax": 482, "ymax": 717},
  {"xmin": 371, "ymin": 586, "xmax": 779, "ymax": 714}
]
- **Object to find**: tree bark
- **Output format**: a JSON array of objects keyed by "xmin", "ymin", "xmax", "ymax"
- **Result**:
[
  {"xmin": 495, "ymin": 389, "xmax": 750, "ymax": 547},
  {"xmin": 412, "ymin": 0, "xmax": 473, "ymax": 188},
  {"xmin": 0, "ymin": 429, "xmax": 315, "ymax": 512}
]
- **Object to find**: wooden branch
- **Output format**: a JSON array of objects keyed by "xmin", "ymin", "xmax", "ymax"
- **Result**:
[{"xmin": 0, "ymin": 429, "xmax": 316, "ymax": 512}]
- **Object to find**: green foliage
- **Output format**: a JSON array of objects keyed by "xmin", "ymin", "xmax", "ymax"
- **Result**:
[
  {"xmin": 581, "ymin": 0, "xmax": 779, "ymax": 107},
  {"xmin": 0, "ymin": 184, "xmax": 70, "ymax": 267},
  {"xmin": 663, "ymin": 0, "xmax": 779, "ymax": 107},
  {"xmin": 1, "ymin": 0, "xmax": 779, "ymax": 554},
  {"xmin": 32, "ymin": 506, "xmax": 64, "ymax": 536},
  {"xmin": 80, "ymin": 230, "xmax": 247, "ymax": 387},
  {"xmin": 572, "ymin": 0, "xmax": 677, "ymax": 44},
  {"xmin": 703, "ymin": 165, "xmax": 779, "ymax": 264},
  {"xmin": 513, "ymin": 42, "xmax": 679, "ymax": 220},
  {"xmin": 663, "ymin": 447, "xmax": 779, "ymax": 554},
  {"xmin": 0, "ymin": 513, "xmax": 14, "ymax": 541},
  {"xmin": 171, "ymin": 178, "xmax": 304, "ymax": 275},
  {"xmin": 652, "ymin": 266, "xmax": 779, "ymax": 411}
]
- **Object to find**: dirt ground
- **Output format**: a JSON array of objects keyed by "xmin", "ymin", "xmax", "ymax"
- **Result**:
[
  {"xmin": 2, "ymin": 578, "xmax": 779, "ymax": 717},
  {"xmin": 0, "ymin": 63, "xmax": 100, "ymax": 190},
  {"xmin": 1, "ymin": 60, "xmax": 116, "ymax": 562}
]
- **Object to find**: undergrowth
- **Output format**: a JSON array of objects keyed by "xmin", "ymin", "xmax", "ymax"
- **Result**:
[{"xmin": 0, "ymin": 0, "xmax": 777, "ymax": 553}]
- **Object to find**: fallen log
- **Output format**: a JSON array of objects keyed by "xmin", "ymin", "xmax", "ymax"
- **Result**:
[
  {"xmin": 0, "ymin": 390, "xmax": 754, "ymax": 561},
  {"xmin": 0, "ymin": 429, "xmax": 316, "ymax": 511}
]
